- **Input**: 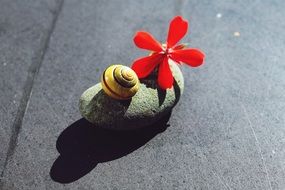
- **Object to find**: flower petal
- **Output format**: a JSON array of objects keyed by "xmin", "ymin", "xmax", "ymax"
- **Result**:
[
  {"xmin": 173, "ymin": 43, "xmax": 188, "ymax": 50},
  {"xmin": 166, "ymin": 16, "xmax": 188, "ymax": 48},
  {"xmin": 131, "ymin": 53, "xmax": 164, "ymax": 78},
  {"xmin": 158, "ymin": 57, "xmax": 174, "ymax": 89},
  {"xmin": 134, "ymin": 31, "xmax": 163, "ymax": 52},
  {"xmin": 170, "ymin": 48, "xmax": 205, "ymax": 67}
]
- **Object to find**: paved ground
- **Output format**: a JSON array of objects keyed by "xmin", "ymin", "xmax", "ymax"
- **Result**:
[{"xmin": 1, "ymin": 0, "xmax": 285, "ymax": 189}]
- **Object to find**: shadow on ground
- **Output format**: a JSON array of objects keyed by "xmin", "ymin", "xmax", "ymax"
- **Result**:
[{"xmin": 50, "ymin": 113, "xmax": 171, "ymax": 184}]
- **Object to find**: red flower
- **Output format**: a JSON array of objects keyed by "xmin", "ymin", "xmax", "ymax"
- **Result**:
[{"xmin": 131, "ymin": 16, "xmax": 205, "ymax": 89}]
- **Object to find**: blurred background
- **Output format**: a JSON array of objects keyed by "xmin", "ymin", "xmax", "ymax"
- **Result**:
[{"xmin": 0, "ymin": 0, "xmax": 285, "ymax": 189}]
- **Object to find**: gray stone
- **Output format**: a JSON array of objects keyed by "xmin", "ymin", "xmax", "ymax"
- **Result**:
[{"xmin": 79, "ymin": 61, "xmax": 184, "ymax": 129}]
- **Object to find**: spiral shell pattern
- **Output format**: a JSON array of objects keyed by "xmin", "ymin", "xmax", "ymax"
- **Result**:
[{"xmin": 101, "ymin": 65, "xmax": 140, "ymax": 100}]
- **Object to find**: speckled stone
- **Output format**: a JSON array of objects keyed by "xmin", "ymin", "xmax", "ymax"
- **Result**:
[{"xmin": 79, "ymin": 60, "xmax": 184, "ymax": 130}]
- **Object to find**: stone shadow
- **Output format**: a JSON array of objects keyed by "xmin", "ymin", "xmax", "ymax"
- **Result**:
[{"xmin": 50, "ymin": 112, "xmax": 171, "ymax": 184}]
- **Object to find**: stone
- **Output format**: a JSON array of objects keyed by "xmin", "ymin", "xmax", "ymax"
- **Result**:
[{"xmin": 79, "ymin": 60, "xmax": 184, "ymax": 130}]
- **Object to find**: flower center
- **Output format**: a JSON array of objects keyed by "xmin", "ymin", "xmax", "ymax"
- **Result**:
[{"xmin": 161, "ymin": 43, "xmax": 172, "ymax": 55}]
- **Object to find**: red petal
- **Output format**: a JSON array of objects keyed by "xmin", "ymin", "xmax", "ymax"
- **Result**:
[
  {"xmin": 170, "ymin": 48, "xmax": 205, "ymax": 67},
  {"xmin": 166, "ymin": 16, "xmax": 188, "ymax": 48},
  {"xmin": 173, "ymin": 43, "xmax": 188, "ymax": 50},
  {"xmin": 134, "ymin": 31, "xmax": 163, "ymax": 52},
  {"xmin": 158, "ymin": 57, "xmax": 174, "ymax": 89},
  {"xmin": 131, "ymin": 53, "xmax": 164, "ymax": 78}
]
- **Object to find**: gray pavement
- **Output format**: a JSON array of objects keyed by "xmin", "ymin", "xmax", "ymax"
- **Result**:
[
  {"xmin": 0, "ymin": 0, "xmax": 60, "ymax": 173},
  {"xmin": 1, "ymin": 0, "xmax": 285, "ymax": 189}
]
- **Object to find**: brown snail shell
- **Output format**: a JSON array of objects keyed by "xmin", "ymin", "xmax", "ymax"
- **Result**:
[{"xmin": 101, "ymin": 65, "xmax": 140, "ymax": 100}]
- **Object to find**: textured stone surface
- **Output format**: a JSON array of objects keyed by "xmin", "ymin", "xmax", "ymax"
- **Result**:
[
  {"xmin": 1, "ymin": 0, "xmax": 285, "ymax": 189},
  {"xmin": 79, "ymin": 61, "xmax": 184, "ymax": 129},
  {"xmin": 0, "ymin": 0, "xmax": 59, "ymax": 173}
]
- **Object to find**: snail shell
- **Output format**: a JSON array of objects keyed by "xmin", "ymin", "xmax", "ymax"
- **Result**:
[{"xmin": 101, "ymin": 65, "xmax": 140, "ymax": 100}]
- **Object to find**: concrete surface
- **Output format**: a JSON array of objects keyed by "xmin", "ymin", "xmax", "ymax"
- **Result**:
[
  {"xmin": 0, "ymin": 0, "xmax": 60, "ymax": 173},
  {"xmin": 0, "ymin": 0, "xmax": 285, "ymax": 189}
]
